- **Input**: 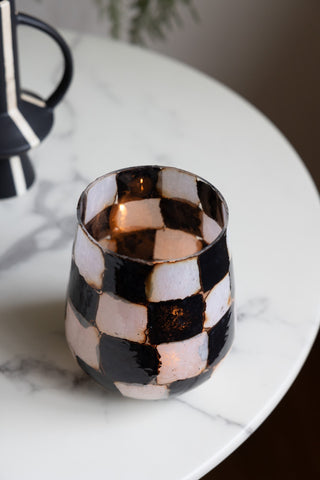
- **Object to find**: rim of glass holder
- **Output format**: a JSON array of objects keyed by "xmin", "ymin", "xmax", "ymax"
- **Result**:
[{"xmin": 77, "ymin": 165, "xmax": 229, "ymax": 265}]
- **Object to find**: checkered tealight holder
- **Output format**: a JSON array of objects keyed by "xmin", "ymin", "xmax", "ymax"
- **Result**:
[{"xmin": 65, "ymin": 166, "xmax": 235, "ymax": 400}]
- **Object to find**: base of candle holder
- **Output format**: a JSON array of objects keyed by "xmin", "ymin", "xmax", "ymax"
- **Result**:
[{"xmin": 0, "ymin": 153, "xmax": 35, "ymax": 199}]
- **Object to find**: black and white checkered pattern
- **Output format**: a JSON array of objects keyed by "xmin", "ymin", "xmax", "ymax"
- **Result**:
[{"xmin": 66, "ymin": 166, "xmax": 235, "ymax": 400}]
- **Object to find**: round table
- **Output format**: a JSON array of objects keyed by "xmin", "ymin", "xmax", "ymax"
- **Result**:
[{"xmin": 0, "ymin": 30, "xmax": 319, "ymax": 480}]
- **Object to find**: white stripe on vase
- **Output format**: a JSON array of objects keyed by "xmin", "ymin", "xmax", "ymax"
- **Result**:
[
  {"xmin": 9, "ymin": 108, "xmax": 40, "ymax": 147},
  {"xmin": 1, "ymin": 1, "xmax": 17, "ymax": 112},
  {"xmin": 21, "ymin": 92, "xmax": 46, "ymax": 108},
  {"xmin": 1, "ymin": 1, "xmax": 39, "ymax": 148},
  {"xmin": 9, "ymin": 155, "xmax": 27, "ymax": 196}
]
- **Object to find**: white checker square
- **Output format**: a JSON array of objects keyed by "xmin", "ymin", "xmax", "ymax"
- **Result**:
[
  {"xmin": 159, "ymin": 167, "xmax": 199, "ymax": 205},
  {"xmin": 154, "ymin": 229, "xmax": 202, "ymax": 260},
  {"xmin": 74, "ymin": 226, "xmax": 105, "ymax": 290},
  {"xmin": 65, "ymin": 301, "xmax": 100, "ymax": 370},
  {"xmin": 115, "ymin": 382, "xmax": 169, "ymax": 400},
  {"xmin": 204, "ymin": 273, "xmax": 231, "ymax": 328},
  {"xmin": 96, "ymin": 292, "xmax": 148, "ymax": 343},
  {"xmin": 157, "ymin": 332, "xmax": 208, "ymax": 384},
  {"xmin": 110, "ymin": 198, "xmax": 164, "ymax": 232},
  {"xmin": 146, "ymin": 257, "xmax": 201, "ymax": 302},
  {"xmin": 202, "ymin": 213, "xmax": 222, "ymax": 244},
  {"xmin": 84, "ymin": 174, "xmax": 117, "ymax": 224}
]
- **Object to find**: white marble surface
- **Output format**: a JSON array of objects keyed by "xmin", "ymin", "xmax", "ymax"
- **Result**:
[{"xmin": 0, "ymin": 30, "xmax": 319, "ymax": 480}]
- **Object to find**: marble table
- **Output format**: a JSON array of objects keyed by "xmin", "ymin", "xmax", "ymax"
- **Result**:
[{"xmin": 0, "ymin": 29, "xmax": 319, "ymax": 480}]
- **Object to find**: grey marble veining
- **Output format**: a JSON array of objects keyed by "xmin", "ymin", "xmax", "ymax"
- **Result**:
[{"xmin": 176, "ymin": 397, "xmax": 247, "ymax": 431}]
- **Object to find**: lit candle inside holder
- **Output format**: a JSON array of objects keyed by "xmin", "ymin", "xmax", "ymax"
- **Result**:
[
  {"xmin": 114, "ymin": 203, "xmax": 127, "ymax": 232},
  {"xmin": 110, "ymin": 199, "xmax": 164, "ymax": 234},
  {"xmin": 89, "ymin": 197, "xmax": 223, "ymax": 261},
  {"xmin": 119, "ymin": 203, "xmax": 126, "ymax": 213},
  {"xmin": 67, "ymin": 166, "xmax": 234, "ymax": 400}
]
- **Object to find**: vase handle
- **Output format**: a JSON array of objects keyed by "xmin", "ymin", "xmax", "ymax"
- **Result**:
[{"xmin": 17, "ymin": 13, "xmax": 73, "ymax": 109}]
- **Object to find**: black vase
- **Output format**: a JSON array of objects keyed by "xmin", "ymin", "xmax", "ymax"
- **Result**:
[{"xmin": 0, "ymin": 0, "xmax": 73, "ymax": 199}]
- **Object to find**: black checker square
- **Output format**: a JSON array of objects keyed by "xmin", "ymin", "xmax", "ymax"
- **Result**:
[
  {"xmin": 147, "ymin": 294, "xmax": 205, "ymax": 344},
  {"xmin": 85, "ymin": 205, "xmax": 112, "ymax": 241},
  {"xmin": 207, "ymin": 305, "xmax": 235, "ymax": 368},
  {"xmin": 68, "ymin": 260, "xmax": 99, "ymax": 324},
  {"xmin": 69, "ymin": 301, "xmax": 92, "ymax": 329},
  {"xmin": 99, "ymin": 333, "xmax": 160, "ymax": 384},
  {"xmin": 115, "ymin": 229, "xmax": 156, "ymax": 261},
  {"xmin": 103, "ymin": 251, "xmax": 153, "ymax": 304},
  {"xmin": 116, "ymin": 166, "xmax": 161, "ymax": 201},
  {"xmin": 76, "ymin": 356, "xmax": 118, "ymax": 392},
  {"xmin": 198, "ymin": 232, "xmax": 230, "ymax": 292},
  {"xmin": 197, "ymin": 179, "xmax": 224, "ymax": 227},
  {"xmin": 159, "ymin": 198, "xmax": 202, "ymax": 237},
  {"xmin": 168, "ymin": 367, "xmax": 213, "ymax": 396}
]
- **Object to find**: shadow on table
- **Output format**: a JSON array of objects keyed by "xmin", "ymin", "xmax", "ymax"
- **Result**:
[{"xmin": 0, "ymin": 299, "xmax": 120, "ymax": 403}]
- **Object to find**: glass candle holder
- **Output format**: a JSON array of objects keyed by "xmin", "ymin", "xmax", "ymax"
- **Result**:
[{"xmin": 65, "ymin": 166, "xmax": 235, "ymax": 400}]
